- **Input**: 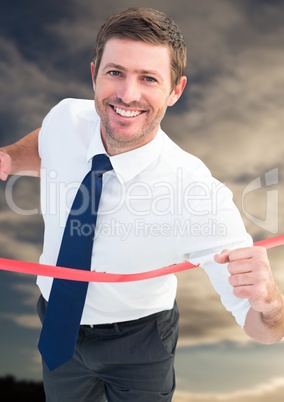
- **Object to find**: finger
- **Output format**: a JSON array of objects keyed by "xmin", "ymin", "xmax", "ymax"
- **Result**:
[
  {"xmin": 0, "ymin": 153, "xmax": 11, "ymax": 181},
  {"xmin": 0, "ymin": 170, "xmax": 8, "ymax": 181},
  {"xmin": 229, "ymin": 272, "xmax": 254, "ymax": 287},
  {"xmin": 233, "ymin": 284, "xmax": 255, "ymax": 300},
  {"xmin": 0, "ymin": 161, "xmax": 9, "ymax": 181},
  {"xmin": 227, "ymin": 258, "xmax": 254, "ymax": 275},
  {"xmin": 214, "ymin": 249, "xmax": 231, "ymax": 264},
  {"xmin": 227, "ymin": 246, "xmax": 267, "ymax": 262}
]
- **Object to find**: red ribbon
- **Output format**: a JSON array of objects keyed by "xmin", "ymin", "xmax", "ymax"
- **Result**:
[{"xmin": 0, "ymin": 235, "xmax": 283, "ymax": 283}]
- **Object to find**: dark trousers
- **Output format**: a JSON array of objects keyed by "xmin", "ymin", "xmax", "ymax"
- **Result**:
[{"xmin": 37, "ymin": 295, "xmax": 179, "ymax": 402}]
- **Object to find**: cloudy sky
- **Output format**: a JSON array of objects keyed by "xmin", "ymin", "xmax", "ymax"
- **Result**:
[{"xmin": 0, "ymin": 0, "xmax": 284, "ymax": 401}]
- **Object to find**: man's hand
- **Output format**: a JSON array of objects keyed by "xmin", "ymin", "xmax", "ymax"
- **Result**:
[
  {"xmin": 0, "ymin": 128, "xmax": 41, "ymax": 180},
  {"xmin": 215, "ymin": 246, "xmax": 278, "ymax": 313},
  {"xmin": 0, "ymin": 150, "xmax": 12, "ymax": 181},
  {"xmin": 215, "ymin": 246, "xmax": 284, "ymax": 343}
]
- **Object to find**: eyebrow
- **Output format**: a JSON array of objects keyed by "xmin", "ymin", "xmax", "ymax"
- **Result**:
[{"xmin": 102, "ymin": 63, "xmax": 163, "ymax": 80}]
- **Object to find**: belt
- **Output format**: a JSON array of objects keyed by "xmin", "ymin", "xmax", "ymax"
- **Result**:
[
  {"xmin": 81, "ymin": 323, "xmax": 121, "ymax": 331},
  {"xmin": 80, "ymin": 310, "xmax": 161, "ymax": 331}
]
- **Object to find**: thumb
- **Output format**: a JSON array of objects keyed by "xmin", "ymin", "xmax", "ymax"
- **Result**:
[
  {"xmin": 0, "ymin": 151, "xmax": 12, "ymax": 181},
  {"xmin": 214, "ymin": 249, "xmax": 230, "ymax": 264}
]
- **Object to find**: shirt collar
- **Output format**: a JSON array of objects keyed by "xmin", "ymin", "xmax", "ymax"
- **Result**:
[{"xmin": 87, "ymin": 120, "xmax": 164, "ymax": 183}]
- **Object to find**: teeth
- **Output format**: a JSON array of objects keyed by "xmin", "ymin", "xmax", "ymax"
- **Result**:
[{"xmin": 114, "ymin": 107, "xmax": 141, "ymax": 117}]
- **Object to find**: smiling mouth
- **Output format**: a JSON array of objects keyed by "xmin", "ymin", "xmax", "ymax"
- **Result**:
[{"xmin": 113, "ymin": 106, "xmax": 143, "ymax": 118}]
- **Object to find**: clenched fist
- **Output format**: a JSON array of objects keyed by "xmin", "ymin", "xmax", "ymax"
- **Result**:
[{"xmin": 215, "ymin": 246, "xmax": 284, "ymax": 343}]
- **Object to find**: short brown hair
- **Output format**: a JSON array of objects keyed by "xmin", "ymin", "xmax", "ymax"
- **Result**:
[{"xmin": 92, "ymin": 7, "xmax": 187, "ymax": 89}]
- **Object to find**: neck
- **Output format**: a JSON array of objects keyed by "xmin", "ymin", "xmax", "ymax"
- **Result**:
[{"xmin": 100, "ymin": 128, "xmax": 159, "ymax": 156}]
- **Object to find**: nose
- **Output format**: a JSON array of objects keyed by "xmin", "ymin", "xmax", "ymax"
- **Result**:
[{"xmin": 116, "ymin": 77, "xmax": 141, "ymax": 105}]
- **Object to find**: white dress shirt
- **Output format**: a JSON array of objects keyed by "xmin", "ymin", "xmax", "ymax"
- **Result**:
[{"xmin": 37, "ymin": 98, "xmax": 252, "ymax": 326}]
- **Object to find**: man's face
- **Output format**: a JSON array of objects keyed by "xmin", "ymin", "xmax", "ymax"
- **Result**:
[{"xmin": 91, "ymin": 38, "xmax": 186, "ymax": 155}]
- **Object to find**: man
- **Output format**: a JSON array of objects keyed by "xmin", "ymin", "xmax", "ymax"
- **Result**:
[{"xmin": 0, "ymin": 7, "xmax": 283, "ymax": 402}]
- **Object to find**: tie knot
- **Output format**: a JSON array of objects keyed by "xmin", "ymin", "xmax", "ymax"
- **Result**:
[{"xmin": 92, "ymin": 154, "xmax": 113, "ymax": 175}]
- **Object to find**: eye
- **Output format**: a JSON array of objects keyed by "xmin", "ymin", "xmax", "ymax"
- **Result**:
[
  {"xmin": 144, "ymin": 76, "xmax": 157, "ymax": 83},
  {"xmin": 108, "ymin": 70, "xmax": 121, "ymax": 77}
]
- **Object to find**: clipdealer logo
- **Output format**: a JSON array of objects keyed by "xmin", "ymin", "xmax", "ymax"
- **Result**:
[
  {"xmin": 4, "ymin": 167, "xmax": 226, "ymax": 222},
  {"xmin": 4, "ymin": 167, "xmax": 280, "ymax": 236},
  {"xmin": 241, "ymin": 168, "xmax": 279, "ymax": 234}
]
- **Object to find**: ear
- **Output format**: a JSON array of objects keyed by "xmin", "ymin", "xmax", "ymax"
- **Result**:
[
  {"xmin": 90, "ymin": 62, "xmax": 96, "ymax": 91},
  {"xmin": 167, "ymin": 76, "xmax": 187, "ymax": 107}
]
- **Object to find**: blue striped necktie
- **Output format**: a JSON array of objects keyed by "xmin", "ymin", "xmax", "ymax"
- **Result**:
[{"xmin": 38, "ymin": 154, "xmax": 113, "ymax": 371}]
